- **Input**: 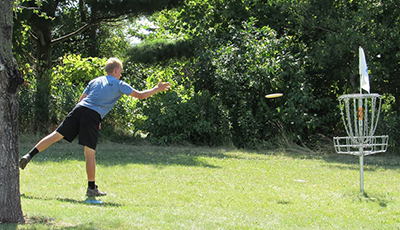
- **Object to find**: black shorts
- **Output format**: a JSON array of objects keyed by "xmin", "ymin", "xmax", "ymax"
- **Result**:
[{"xmin": 56, "ymin": 106, "xmax": 101, "ymax": 150}]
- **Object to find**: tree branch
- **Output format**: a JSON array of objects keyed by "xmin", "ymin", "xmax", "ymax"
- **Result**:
[
  {"xmin": 50, "ymin": 13, "xmax": 132, "ymax": 46},
  {"xmin": 28, "ymin": 30, "xmax": 38, "ymax": 41},
  {"xmin": 51, "ymin": 23, "xmax": 92, "ymax": 45}
]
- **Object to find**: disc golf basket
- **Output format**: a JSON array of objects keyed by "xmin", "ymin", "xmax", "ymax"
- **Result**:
[{"xmin": 333, "ymin": 93, "xmax": 388, "ymax": 193}]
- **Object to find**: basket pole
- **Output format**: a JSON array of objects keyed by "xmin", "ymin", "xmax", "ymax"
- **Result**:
[{"xmin": 359, "ymin": 152, "xmax": 364, "ymax": 193}]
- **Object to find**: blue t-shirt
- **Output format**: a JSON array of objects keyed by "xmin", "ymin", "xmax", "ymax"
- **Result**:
[{"xmin": 77, "ymin": 75, "xmax": 134, "ymax": 119}]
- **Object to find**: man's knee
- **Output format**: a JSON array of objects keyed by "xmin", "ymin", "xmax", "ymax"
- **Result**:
[
  {"xmin": 84, "ymin": 146, "xmax": 96, "ymax": 157},
  {"xmin": 50, "ymin": 131, "xmax": 64, "ymax": 141}
]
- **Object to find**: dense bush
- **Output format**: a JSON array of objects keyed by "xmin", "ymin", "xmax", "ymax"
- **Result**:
[
  {"xmin": 129, "ymin": 19, "xmax": 328, "ymax": 148},
  {"xmin": 127, "ymin": 39, "xmax": 194, "ymax": 64},
  {"xmin": 138, "ymin": 86, "xmax": 231, "ymax": 146}
]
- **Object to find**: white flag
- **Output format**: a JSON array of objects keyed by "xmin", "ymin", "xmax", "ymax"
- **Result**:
[{"xmin": 359, "ymin": 46, "xmax": 370, "ymax": 93}]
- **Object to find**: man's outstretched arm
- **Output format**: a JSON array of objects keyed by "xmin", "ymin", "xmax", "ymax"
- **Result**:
[{"xmin": 130, "ymin": 81, "xmax": 171, "ymax": 100}]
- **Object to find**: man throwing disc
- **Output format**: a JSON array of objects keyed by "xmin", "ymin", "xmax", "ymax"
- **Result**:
[{"xmin": 19, "ymin": 57, "xmax": 171, "ymax": 197}]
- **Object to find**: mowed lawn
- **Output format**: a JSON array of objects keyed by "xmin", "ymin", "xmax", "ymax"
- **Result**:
[{"xmin": 9, "ymin": 137, "xmax": 400, "ymax": 229}]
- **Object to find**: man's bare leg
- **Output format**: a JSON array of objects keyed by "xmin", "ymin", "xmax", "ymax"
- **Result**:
[
  {"xmin": 84, "ymin": 146, "xmax": 96, "ymax": 182},
  {"xmin": 85, "ymin": 146, "xmax": 107, "ymax": 196},
  {"xmin": 35, "ymin": 131, "xmax": 64, "ymax": 152},
  {"xmin": 19, "ymin": 131, "xmax": 64, "ymax": 169}
]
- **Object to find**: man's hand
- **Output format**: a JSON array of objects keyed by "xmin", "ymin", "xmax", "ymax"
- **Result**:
[
  {"xmin": 157, "ymin": 81, "xmax": 171, "ymax": 92},
  {"xmin": 130, "ymin": 81, "xmax": 171, "ymax": 100}
]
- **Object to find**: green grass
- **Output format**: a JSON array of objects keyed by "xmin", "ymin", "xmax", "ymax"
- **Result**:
[{"xmin": 5, "ymin": 137, "xmax": 400, "ymax": 229}]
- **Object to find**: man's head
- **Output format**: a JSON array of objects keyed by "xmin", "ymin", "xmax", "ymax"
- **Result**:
[{"xmin": 105, "ymin": 58, "xmax": 123, "ymax": 78}]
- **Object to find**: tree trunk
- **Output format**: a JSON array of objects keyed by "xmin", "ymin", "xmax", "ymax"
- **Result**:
[
  {"xmin": 0, "ymin": 0, "xmax": 25, "ymax": 224},
  {"xmin": 33, "ymin": 26, "xmax": 52, "ymax": 133},
  {"xmin": 88, "ymin": 2, "xmax": 100, "ymax": 57}
]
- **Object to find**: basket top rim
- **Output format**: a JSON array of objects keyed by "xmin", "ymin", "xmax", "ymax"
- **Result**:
[{"xmin": 339, "ymin": 93, "xmax": 381, "ymax": 99}]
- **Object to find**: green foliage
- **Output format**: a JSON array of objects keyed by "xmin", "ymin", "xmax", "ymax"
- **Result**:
[
  {"xmin": 128, "ymin": 17, "xmax": 322, "ymax": 148},
  {"xmin": 144, "ymin": 0, "xmax": 400, "ymax": 148},
  {"xmin": 50, "ymin": 55, "xmax": 105, "ymax": 122},
  {"xmin": 127, "ymin": 39, "xmax": 194, "ymax": 64},
  {"xmin": 131, "ymin": 60, "xmax": 230, "ymax": 146},
  {"xmin": 277, "ymin": 0, "xmax": 400, "ymax": 146},
  {"xmin": 378, "ymin": 94, "xmax": 400, "ymax": 147},
  {"xmin": 52, "ymin": 54, "xmax": 106, "ymax": 85},
  {"xmin": 18, "ymin": 75, "xmax": 36, "ymax": 133},
  {"xmin": 199, "ymin": 21, "xmax": 282, "ymax": 147},
  {"xmin": 194, "ymin": 19, "xmax": 321, "ymax": 148},
  {"xmin": 13, "ymin": 0, "xmax": 53, "ymax": 20},
  {"xmin": 16, "ymin": 0, "xmax": 400, "ymax": 149},
  {"xmin": 139, "ymin": 89, "xmax": 231, "ymax": 146}
]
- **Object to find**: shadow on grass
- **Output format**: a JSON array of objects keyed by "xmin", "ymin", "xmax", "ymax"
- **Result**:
[
  {"xmin": 2, "ymin": 216, "xmax": 102, "ymax": 230},
  {"xmin": 344, "ymin": 192, "xmax": 393, "ymax": 208},
  {"xmin": 320, "ymin": 153, "xmax": 400, "ymax": 172},
  {"xmin": 97, "ymin": 147, "xmax": 223, "ymax": 168},
  {"xmin": 0, "ymin": 224, "xmax": 18, "ymax": 230},
  {"xmin": 20, "ymin": 138, "xmax": 400, "ymax": 171},
  {"xmin": 11, "ymin": 216, "xmax": 101, "ymax": 230},
  {"xmin": 21, "ymin": 194, "xmax": 122, "ymax": 207},
  {"xmin": 20, "ymin": 141, "xmax": 241, "ymax": 168},
  {"xmin": 362, "ymin": 192, "xmax": 391, "ymax": 208},
  {"xmin": 279, "ymin": 144, "xmax": 400, "ymax": 172}
]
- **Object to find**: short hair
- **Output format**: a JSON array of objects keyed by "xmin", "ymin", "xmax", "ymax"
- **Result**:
[{"xmin": 105, "ymin": 58, "xmax": 123, "ymax": 74}]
